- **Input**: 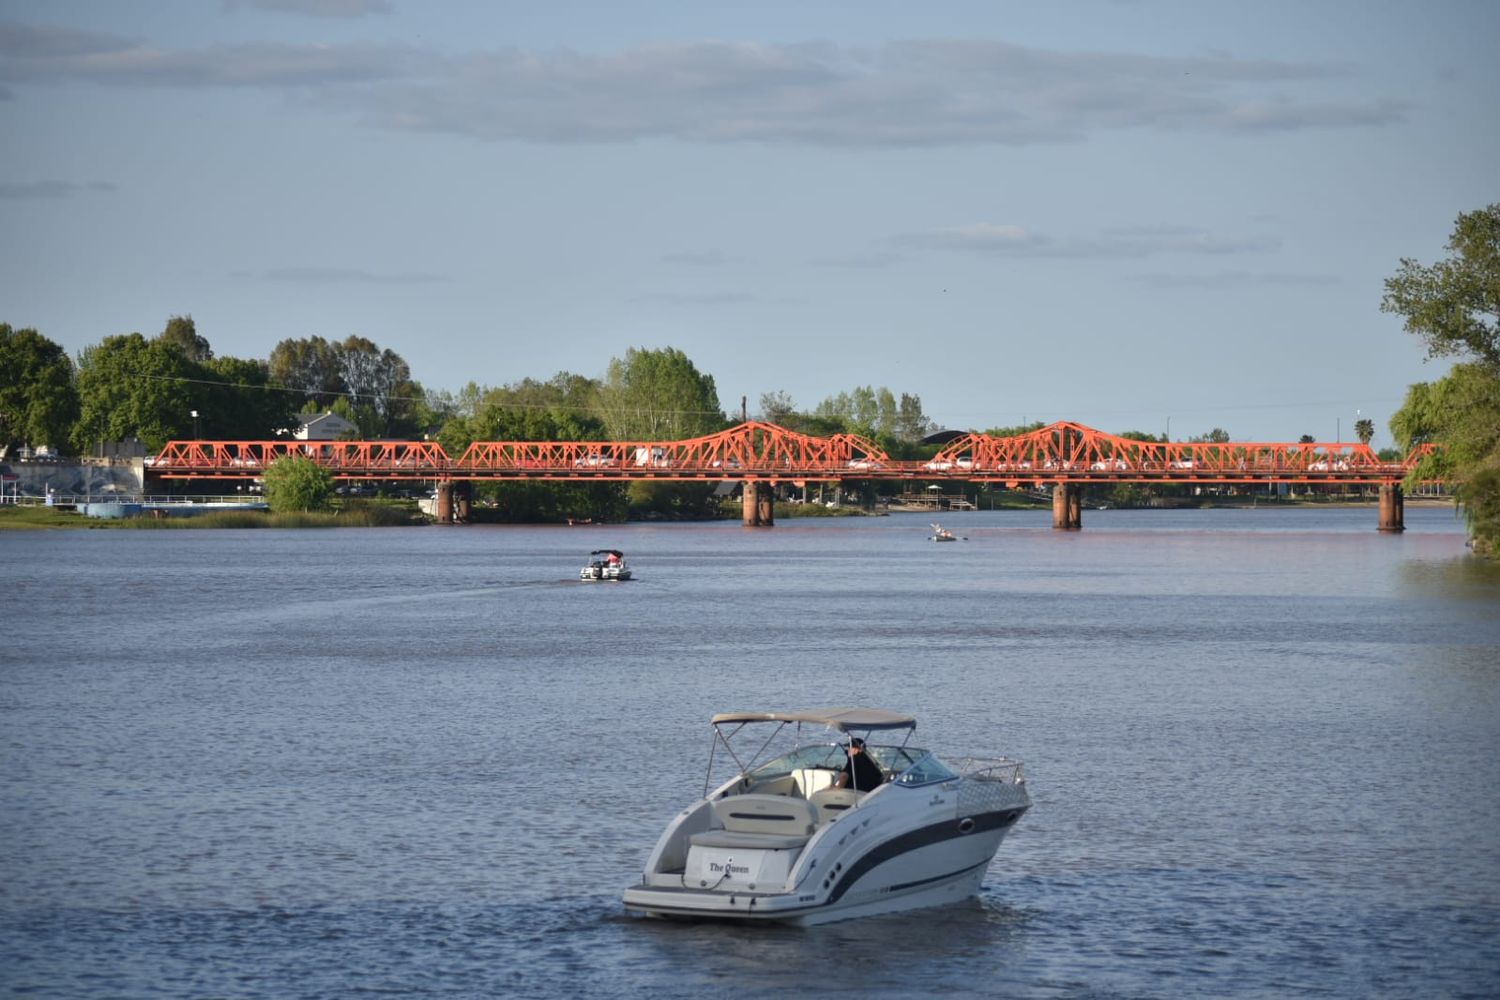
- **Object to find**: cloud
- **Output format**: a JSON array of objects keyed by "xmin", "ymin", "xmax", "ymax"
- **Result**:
[
  {"xmin": 0, "ymin": 179, "xmax": 116, "ymax": 198},
  {"xmin": 896, "ymin": 222, "xmax": 1280, "ymax": 259},
  {"xmin": 259, "ymin": 266, "xmax": 444, "ymax": 284},
  {"xmin": 0, "ymin": 26, "xmax": 1405, "ymax": 147},
  {"xmin": 225, "ymin": 0, "xmax": 393, "ymax": 17},
  {"xmin": 0, "ymin": 22, "xmax": 428, "ymax": 88}
]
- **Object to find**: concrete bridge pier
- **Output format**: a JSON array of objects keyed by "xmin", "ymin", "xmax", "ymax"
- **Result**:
[
  {"xmin": 1052, "ymin": 483, "xmax": 1082, "ymax": 530},
  {"xmin": 742, "ymin": 481, "xmax": 774, "ymax": 527},
  {"xmin": 1378, "ymin": 483, "xmax": 1405, "ymax": 533},
  {"xmin": 435, "ymin": 481, "xmax": 453, "ymax": 523}
]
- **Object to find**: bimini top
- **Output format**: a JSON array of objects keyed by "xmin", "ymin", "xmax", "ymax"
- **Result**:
[
  {"xmin": 710, "ymin": 707, "xmax": 916, "ymax": 732},
  {"xmin": 589, "ymin": 550, "xmax": 625, "ymax": 558}
]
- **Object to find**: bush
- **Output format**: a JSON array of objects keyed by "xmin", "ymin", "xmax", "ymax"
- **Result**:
[{"xmin": 262, "ymin": 455, "xmax": 334, "ymax": 513}]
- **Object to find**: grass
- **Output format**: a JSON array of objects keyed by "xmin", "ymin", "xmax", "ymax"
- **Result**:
[
  {"xmin": 0, "ymin": 501, "xmax": 423, "ymax": 530},
  {"xmin": 0, "ymin": 504, "xmax": 117, "ymax": 530}
]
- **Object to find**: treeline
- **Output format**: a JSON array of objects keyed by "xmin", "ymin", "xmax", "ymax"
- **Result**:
[
  {"xmin": 0, "ymin": 320, "xmax": 948, "ymax": 459},
  {"xmin": 0, "ymin": 317, "xmax": 434, "ymax": 453}
]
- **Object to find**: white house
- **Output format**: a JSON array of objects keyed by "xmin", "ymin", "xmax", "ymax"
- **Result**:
[{"xmin": 293, "ymin": 411, "xmax": 358, "ymax": 441}]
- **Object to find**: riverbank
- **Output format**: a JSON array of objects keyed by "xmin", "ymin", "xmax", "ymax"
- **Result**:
[
  {"xmin": 1, "ymin": 494, "xmax": 1454, "ymax": 530},
  {"xmin": 0, "ymin": 503, "xmax": 421, "ymax": 530}
]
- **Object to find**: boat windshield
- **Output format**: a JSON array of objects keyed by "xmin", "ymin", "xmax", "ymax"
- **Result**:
[
  {"xmin": 745, "ymin": 743, "xmax": 846, "ymax": 781},
  {"xmin": 743, "ymin": 743, "xmax": 941, "ymax": 784},
  {"xmin": 888, "ymin": 751, "xmax": 959, "ymax": 787}
]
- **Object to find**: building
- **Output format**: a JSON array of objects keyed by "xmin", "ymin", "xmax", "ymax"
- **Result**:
[{"xmin": 294, "ymin": 411, "xmax": 358, "ymax": 441}]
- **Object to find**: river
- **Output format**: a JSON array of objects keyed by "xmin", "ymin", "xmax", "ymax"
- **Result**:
[{"xmin": 2, "ymin": 506, "xmax": 1497, "ymax": 998}]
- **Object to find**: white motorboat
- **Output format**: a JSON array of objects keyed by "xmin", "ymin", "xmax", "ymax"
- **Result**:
[
  {"xmin": 580, "ymin": 549, "xmax": 631, "ymax": 581},
  {"xmin": 930, "ymin": 523, "xmax": 958, "ymax": 541},
  {"xmin": 621, "ymin": 707, "xmax": 1030, "ymax": 926}
]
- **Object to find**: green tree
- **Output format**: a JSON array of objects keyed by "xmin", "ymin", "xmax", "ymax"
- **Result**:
[
  {"xmin": 1384, "ymin": 204, "xmax": 1500, "ymax": 556},
  {"xmin": 896, "ymin": 393, "xmax": 935, "ymax": 442},
  {"xmin": 813, "ymin": 386, "xmax": 933, "ymax": 442},
  {"xmin": 758, "ymin": 391, "xmax": 797, "ymax": 424},
  {"xmin": 1382, "ymin": 203, "xmax": 1500, "ymax": 369},
  {"xmin": 262, "ymin": 455, "xmax": 334, "ymax": 513},
  {"xmin": 336, "ymin": 335, "xmax": 414, "ymax": 434},
  {"xmin": 0, "ymin": 324, "xmax": 80, "ymax": 452},
  {"xmin": 1354, "ymin": 418, "xmax": 1375, "ymax": 446},
  {"xmin": 595, "ymin": 347, "xmax": 723, "ymax": 440},
  {"xmin": 268, "ymin": 335, "xmax": 343, "ymax": 407},
  {"xmin": 1190, "ymin": 428, "xmax": 1231, "ymax": 443},
  {"xmin": 157, "ymin": 315, "xmax": 213, "ymax": 362},
  {"xmin": 73, "ymin": 333, "xmax": 196, "ymax": 452},
  {"xmin": 201, "ymin": 355, "xmax": 298, "ymax": 439},
  {"xmin": 982, "ymin": 421, "xmax": 1046, "ymax": 438}
]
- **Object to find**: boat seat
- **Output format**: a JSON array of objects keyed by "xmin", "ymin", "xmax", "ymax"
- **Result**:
[
  {"xmin": 793, "ymin": 767, "xmax": 838, "ymax": 797},
  {"xmin": 688, "ymin": 829, "xmax": 810, "ymax": 851},
  {"xmin": 710, "ymin": 794, "xmax": 818, "ymax": 838},
  {"xmin": 810, "ymin": 787, "xmax": 861, "ymax": 825}
]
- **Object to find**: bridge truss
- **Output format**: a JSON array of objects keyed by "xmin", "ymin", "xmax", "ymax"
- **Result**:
[{"xmin": 147, "ymin": 419, "xmax": 1429, "ymax": 487}]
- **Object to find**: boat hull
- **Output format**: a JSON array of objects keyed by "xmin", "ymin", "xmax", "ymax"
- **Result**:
[{"xmin": 623, "ymin": 800, "xmax": 1026, "ymax": 927}]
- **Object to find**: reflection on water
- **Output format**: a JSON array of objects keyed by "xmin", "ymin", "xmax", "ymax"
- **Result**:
[{"xmin": 1, "ymin": 506, "xmax": 1497, "ymax": 998}]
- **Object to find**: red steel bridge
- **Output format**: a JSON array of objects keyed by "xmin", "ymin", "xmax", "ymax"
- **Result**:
[
  {"xmin": 147, "ymin": 419, "xmax": 1431, "ymax": 486},
  {"xmin": 148, "ymin": 420, "xmax": 1432, "ymax": 530}
]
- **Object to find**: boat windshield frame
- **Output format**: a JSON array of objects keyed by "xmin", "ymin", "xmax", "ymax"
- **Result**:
[{"xmin": 703, "ymin": 711, "xmax": 920, "ymax": 797}]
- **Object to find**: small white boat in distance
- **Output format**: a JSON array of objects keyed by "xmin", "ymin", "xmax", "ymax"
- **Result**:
[
  {"xmin": 580, "ymin": 549, "xmax": 631, "ymax": 581},
  {"xmin": 622, "ymin": 707, "xmax": 1030, "ymax": 926},
  {"xmin": 930, "ymin": 523, "xmax": 958, "ymax": 541}
]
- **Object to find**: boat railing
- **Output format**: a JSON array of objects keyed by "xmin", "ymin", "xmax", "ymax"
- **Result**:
[
  {"xmin": 948, "ymin": 756, "xmax": 1026, "ymax": 785},
  {"xmin": 951, "ymin": 756, "xmax": 1030, "ymax": 817}
]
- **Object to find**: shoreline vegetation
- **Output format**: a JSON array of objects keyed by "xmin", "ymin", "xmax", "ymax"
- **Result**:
[{"xmin": 0, "ymin": 494, "xmax": 1451, "ymax": 531}]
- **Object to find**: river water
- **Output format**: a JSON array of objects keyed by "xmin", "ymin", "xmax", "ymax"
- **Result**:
[{"xmin": 2, "ymin": 506, "xmax": 1497, "ymax": 999}]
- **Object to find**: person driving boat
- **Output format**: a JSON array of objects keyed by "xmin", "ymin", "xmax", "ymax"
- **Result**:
[{"xmin": 832, "ymin": 737, "xmax": 884, "ymax": 791}]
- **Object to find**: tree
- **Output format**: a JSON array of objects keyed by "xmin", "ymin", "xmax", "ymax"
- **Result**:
[
  {"xmin": 1384, "ymin": 204, "xmax": 1500, "ymax": 556},
  {"xmin": 1382, "ymin": 203, "xmax": 1500, "ymax": 370},
  {"xmin": 758, "ymin": 391, "xmax": 797, "ymax": 425},
  {"xmin": 1354, "ymin": 418, "xmax": 1375, "ymax": 446},
  {"xmin": 73, "ymin": 333, "xmax": 196, "ymax": 452},
  {"xmin": 983, "ymin": 421, "xmax": 1045, "ymax": 438},
  {"xmin": 1391, "ymin": 366, "xmax": 1500, "ymax": 555},
  {"xmin": 262, "ymin": 455, "xmax": 333, "ymax": 513},
  {"xmin": 896, "ymin": 393, "xmax": 935, "ymax": 442},
  {"xmin": 595, "ymin": 347, "xmax": 723, "ymax": 440},
  {"xmin": 268, "ymin": 336, "xmax": 343, "ymax": 406},
  {"xmin": 812, "ymin": 386, "xmax": 933, "ymax": 441},
  {"xmin": 1189, "ymin": 428, "xmax": 1231, "ymax": 444},
  {"xmin": 157, "ymin": 315, "xmax": 213, "ymax": 362},
  {"xmin": 201, "ymin": 355, "xmax": 298, "ymax": 440},
  {"xmin": 336, "ymin": 335, "xmax": 413, "ymax": 434},
  {"xmin": 0, "ymin": 324, "xmax": 80, "ymax": 452}
]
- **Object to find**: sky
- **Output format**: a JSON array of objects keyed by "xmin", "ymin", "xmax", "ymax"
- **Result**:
[{"xmin": 2, "ymin": 0, "xmax": 1497, "ymax": 447}]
